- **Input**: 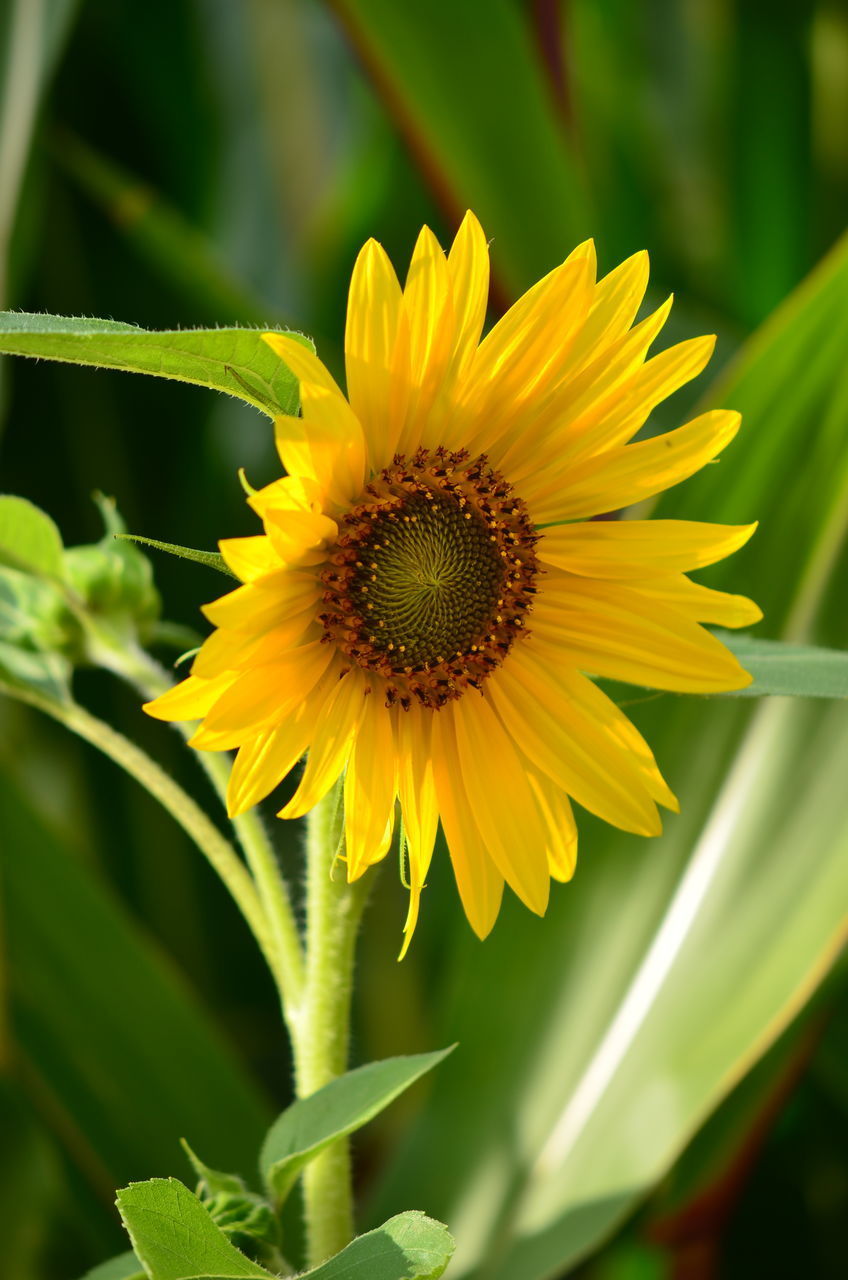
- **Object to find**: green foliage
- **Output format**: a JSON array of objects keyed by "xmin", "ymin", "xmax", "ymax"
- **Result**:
[
  {"xmin": 181, "ymin": 1142, "xmax": 283, "ymax": 1270},
  {"xmin": 0, "ymin": 776, "xmax": 271, "ymax": 1197},
  {"xmin": 260, "ymin": 1049, "xmax": 454, "ymax": 1207},
  {"xmin": 298, "ymin": 1212, "xmax": 454, "ymax": 1280},
  {"xmin": 116, "ymin": 1178, "xmax": 274, "ymax": 1279},
  {"xmin": 80, "ymin": 1254, "xmax": 145, "ymax": 1280},
  {"xmin": 719, "ymin": 634, "xmax": 848, "ymax": 699},
  {"xmin": 63, "ymin": 495, "xmax": 161, "ymax": 657},
  {"xmin": 0, "ymin": 494, "xmax": 64, "ymax": 576},
  {"xmin": 115, "ymin": 1178, "xmax": 454, "ymax": 1280},
  {"xmin": 0, "ymin": 313, "xmax": 304, "ymax": 417}
]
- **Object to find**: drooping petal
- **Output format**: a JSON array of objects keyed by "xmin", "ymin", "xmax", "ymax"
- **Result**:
[
  {"xmin": 452, "ymin": 694, "xmax": 550, "ymax": 915},
  {"xmin": 539, "ymin": 519, "xmax": 758, "ymax": 579},
  {"xmin": 526, "ymin": 768, "xmax": 578, "ymax": 882},
  {"xmin": 279, "ymin": 667, "xmax": 366, "ymax": 818},
  {"xmin": 344, "ymin": 688, "xmax": 397, "ymax": 880},
  {"xmin": 394, "ymin": 703, "xmax": 439, "ymax": 928},
  {"xmin": 487, "ymin": 655, "xmax": 663, "ymax": 835},
  {"xmin": 227, "ymin": 702, "xmax": 317, "ymax": 817},
  {"xmin": 431, "ymin": 708, "xmax": 504, "ymax": 939}
]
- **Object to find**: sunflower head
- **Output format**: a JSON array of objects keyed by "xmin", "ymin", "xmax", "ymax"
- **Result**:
[{"xmin": 145, "ymin": 213, "xmax": 760, "ymax": 952}]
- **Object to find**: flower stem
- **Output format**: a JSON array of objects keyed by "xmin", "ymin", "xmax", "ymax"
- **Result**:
[{"xmin": 293, "ymin": 781, "xmax": 370, "ymax": 1267}]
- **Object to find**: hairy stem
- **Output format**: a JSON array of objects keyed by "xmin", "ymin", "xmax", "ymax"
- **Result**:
[{"xmin": 294, "ymin": 781, "xmax": 369, "ymax": 1266}]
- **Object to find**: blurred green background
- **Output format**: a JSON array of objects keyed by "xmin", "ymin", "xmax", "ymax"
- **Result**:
[{"xmin": 0, "ymin": 2, "xmax": 846, "ymax": 1277}]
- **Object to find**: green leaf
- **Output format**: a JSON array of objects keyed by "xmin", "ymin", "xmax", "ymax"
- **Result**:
[
  {"xmin": 0, "ymin": 313, "xmax": 305, "ymax": 417},
  {"xmin": 116, "ymin": 1178, "xmax": 274, "ymax": 1280},
  {"xmin": 260, "ymin": 1048, "xmax": 454, "ymax": 1207},
  {"xmin": 118, "ymin": 536, "xmax": 236, "ymax": 579},
  {"xmin": 0, "ymin": 495, "xmax": 64, "ymax": 577},
  {"xmin": 299, "ymin": 1212, "xmax": 454, "ymax": 1280},
  {"xmin": 719, "ymin": 634, "xmax": 848, "ymax": 699},
  {"xmin": 79, "ymin": 1252, "xmax": 145, "ymax": 1280}
]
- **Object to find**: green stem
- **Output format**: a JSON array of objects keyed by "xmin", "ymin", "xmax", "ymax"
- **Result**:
[
  {"xmin": 0, "ymin": 681, "xmax": 275, "ymax": 973},
  {"xmin": 104, "ymin": 642, "xmax": 306, "ymax": 1015},
  {"xmin": 294, "ymin": 781, "xmax": 370, "ymax": 1267}
]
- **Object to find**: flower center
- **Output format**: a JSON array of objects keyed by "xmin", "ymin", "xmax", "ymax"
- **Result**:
[{"xmin": 320, "ymin": 448, "xmax": 539, "ymax": 708}]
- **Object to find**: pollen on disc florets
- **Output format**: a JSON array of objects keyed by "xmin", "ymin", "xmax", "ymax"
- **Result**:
[{"xmin": 319, "ymin": 447, "xmax": 539, "ymax": 709}]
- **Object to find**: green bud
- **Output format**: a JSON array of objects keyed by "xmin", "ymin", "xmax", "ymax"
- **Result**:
[{"xmin": 63, "ymin": 494, "xmax": 161, "ymax": 659}]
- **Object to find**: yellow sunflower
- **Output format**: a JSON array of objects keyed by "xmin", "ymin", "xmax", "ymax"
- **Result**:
[{"xmin": 145, "ymin": 212, "xmax": 760, "ymax": 951}]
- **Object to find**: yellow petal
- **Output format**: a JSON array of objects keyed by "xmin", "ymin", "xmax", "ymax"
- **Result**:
[
  {"xmin": 191, "ymin": 608, "xmax": 317, "ymax": 679},
  {"xmin": 264, "ymin": 507, "xmax": 338, "ymax": 566},
  {"xmin": 262, "ymin": 332, "xmax": 343, "ymax": 397},
  {"xmin": 526, "ymin": 770, "xmax": 578, "ymax": 882},
  {"xmin": 394, "ymin": 703, "xmax": 439, "ymax": 894},
  {"xmin": 248, "ymin": 474, "xmax": 319, "ymax": 520},
  {"xmin": 227, "ymin": 704, "xmax": 316, "ymax": 817},
  {"xmin": 218, "ymin": 535, "xmax": 280, "ymax": 583},
  {"xmin": 528, "ymin": 409, "xmax": 742, "ymax": 523},
  {"xmin": 563, "ymin": 334, "xmax": 717, "ymax": 461},
  {"xmin": 143, "ymin": 671, "xmax": 234, "ymax": 722},
  {"xmin": 500, "ymin": 294, "xmax": 674, "ymax": 483},
  {"xmin": 279, "ymin": 668, "xmax": 366, "ymax": 818},
  {"xmin": 446, "ymin": 211, "xmax": 490, "ymax": 380},
  {"xmin": 539, "ymin": 519, "xmax": 758, "ymax": 579},
  {"xmin": 345, "ymin": 237, "xmax": 405, "ymax": 470},
  {"xmin": 534, "ymin": 653, "xmax": 678, "ymax": 812},
  {"xmin": 202, "ymin": 570, "xmax": 319, "ymax": 632},
  {"xmin": 565, "ymin": 249, "xmax": 650, "ymax": 371},
  {"xmin": 201, "ymin": 640, "xmax": 334, "ymax": 743},
  {"xmin": 431, "ymin": 709, "xmax": 504, "ymax": 939},
  {"xmin": 636, "ymin": 574, "xmax": 764, "ymax": 628},
  {"xmin": 534, "ymin": 573, "xmax": 753, "ymax": 691},
  {"xmin": 398, "ymin": 225, "xmax": 455, "ymax": 454},
  {"xmin": 487, "ymin": 655, "xmax": 663, "ymax": 835},
  {"xmin": 456, "ymin": 251, "xmax": 595, "ymax": 456},
  {"xmin": 344, "ymin": 690, "xmax": 397, "ymax": 880},
  {"xmin": 275, "ymin": 388, "xmax": 366, "ymax": 511},
  {"xmin": 453, "ymin": 694, "xmax": 550, "ymax": 915}
]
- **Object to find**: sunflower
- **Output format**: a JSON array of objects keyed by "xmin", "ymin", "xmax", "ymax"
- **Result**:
[{"xmin": 145, "ymin": 213, "xmax": 760, "ymax": 951}]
